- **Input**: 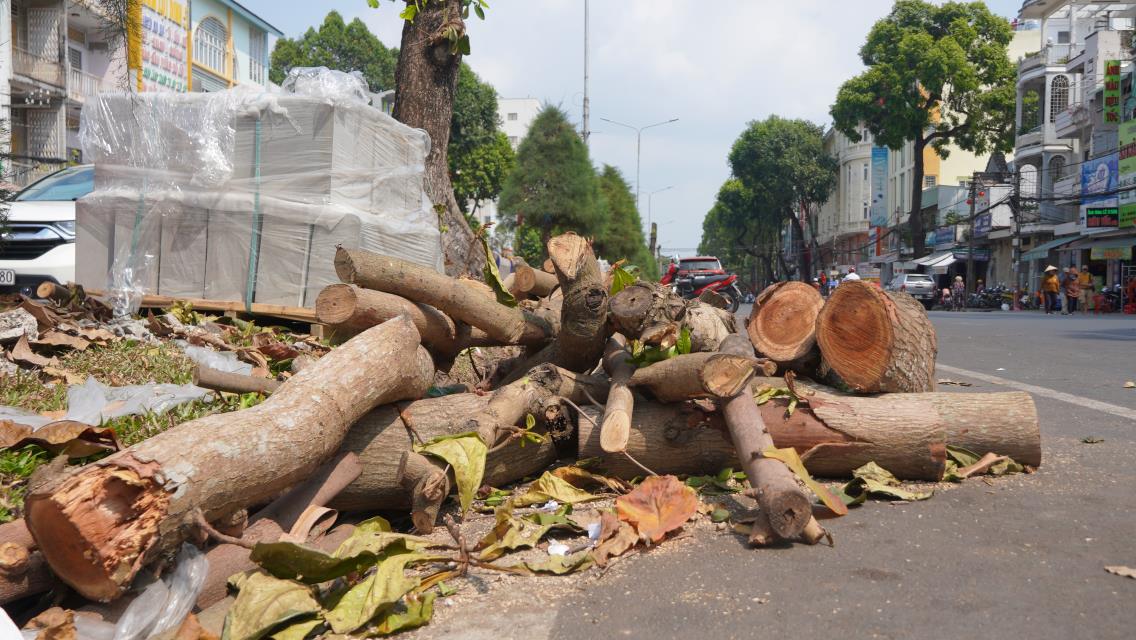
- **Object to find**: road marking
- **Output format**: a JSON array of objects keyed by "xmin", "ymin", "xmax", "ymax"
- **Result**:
[{"xmin": 937, "ymin": 364, "xmax": 1136, "ymax": 421}]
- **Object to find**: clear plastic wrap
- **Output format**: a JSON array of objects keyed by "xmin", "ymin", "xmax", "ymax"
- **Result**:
[
  {"xmin": 77, "ymin": 70, "xmax": 442, "ymax": 315},
  {"xmin": 0, "ymin": 376, "xmax": 211, "ymax": 430}
]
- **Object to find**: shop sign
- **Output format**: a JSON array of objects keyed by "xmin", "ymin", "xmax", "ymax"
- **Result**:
[
  {"xmin": 1082, "ymin": 153, "xmax": 1118, "ymax": 204},
  {"xmin": 952, "ymin": 248, "xmax": 990, "ymax": 261},
  {"xmin": 934, "ymin": 226, "xmax": 955, "ymax": 246},
  {"xmin": 1086, "ymin": 207, "xmax": 1120, "ymax": 228},
  {"xmin": 1104, "ymin": 59, "xmax": 1122, "ymax": 124},
  {"xmin": 1090, "ymin": 246, "xmax": 1132, "ymax": 260},
  {"xmin": 1120, "ymin": 121, "xmax": 1136, "ymax": 228},
  {"xmin": 974, "ymin": 212, "xmax": 992, "ymax": 237},
  {"xmin": 870, "ymin": 147, "xmax": 889, "ymax": 228}
]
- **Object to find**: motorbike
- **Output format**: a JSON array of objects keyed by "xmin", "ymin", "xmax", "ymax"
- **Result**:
[{"xmin": 660, "ymin": 263, "xmax": 743, "ymax": 312}]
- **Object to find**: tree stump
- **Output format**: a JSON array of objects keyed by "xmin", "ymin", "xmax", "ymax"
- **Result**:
[{"xmin": 747, "ymin": 281, "xmax": 823, "ymax": 370}]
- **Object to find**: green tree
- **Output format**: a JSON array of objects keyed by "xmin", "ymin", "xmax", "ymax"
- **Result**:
[
  {"xmin": 449, "ymin": 65, "xmax": 514, "ymax": 212},
  {"xmin": 452, "ymin": 131, "xmax": 515, "ymax": 215},
  {"xmin": 727, "ymin": 116, "xmax": 836, "ymax": 279},
  {"xmin": 270, "ymin": 11, "xmax": 398, "ymax": 91},
  {"xmin": 831, "ymin": 0, "xmax": 1016, "ymax": 259},
  {"xmin": 498, "ymin": 106, "xmax": 604, "ymax": 257},
  {"xmin": 699, "ymin": 178, "xmax": 781, "ymax": 289},
  {"xmin": 593, "ymin": 165, "xmax": 656, "ymax": 278}
]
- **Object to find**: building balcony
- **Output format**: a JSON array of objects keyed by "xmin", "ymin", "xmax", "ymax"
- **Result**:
[
  {"xmin": 67, "ymin": 69, "xmax": 107, "ymax": 104},
  {"xmin": 1018, "ymin": 43, "xmax": 1072, "ymax": 81},
  {"xmin": 1054, "ymin": 103, "xmax": 1090, "ymax": 138},
  {"xmin": 13, "ymin": 47, "xmax": 65, "ymax": 89}
]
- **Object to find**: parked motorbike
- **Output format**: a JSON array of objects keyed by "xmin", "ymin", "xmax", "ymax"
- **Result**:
[{"xmin": 661, "ymin": 263, "xmax": 743, "ymax": 312}]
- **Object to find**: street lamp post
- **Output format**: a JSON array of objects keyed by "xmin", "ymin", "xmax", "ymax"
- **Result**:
[
  {"xmin": 647, "ymin": 186, "xmax": 673, "ymax": 259},
  {"xmin": 599, "ymin": 117, "xmax": 678, "ymax": 213}
]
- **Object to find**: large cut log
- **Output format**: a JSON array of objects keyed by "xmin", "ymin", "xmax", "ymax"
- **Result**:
[
  {"xmin": 196, "ymin": 453, "xmax": 362, "ymax": 609},
  {"xmin": 331, "ymin": 394, "xmax": 557, "ymax": 513},
  {"xmin": 716, "ymin": 335, "xmax": 811, "ymax": 541},
  {"xmin": 334, "ymin": 248, "xmax": 553, "ymax": 346},
  {"xmin": 628, "ymin": 352, "xmax": 758, "ymax": 402},
  {"xmin": 609, "ymin": 281, "xmax": 735, "ymax": 352},
  {"xmin": 600, "ymin": 335, "xmax": 635, "ymax": 453},
  {"xmin": 25, "ymin": 316, "xmax": 434, "ymax": 602},
  {"xmin": 815, "ymin": 281, "xmax": 937, "ymax": 392},
  {"xmin": 579, "ymin": 383, "xmax": 1040, "ymax": 480},
  {"xmin": 0, "ymin": 519, "xmax": 51, "ymax": 606},
  {"xmin": 746, "ymin": 281, "xmax": 823, "ymax": 371}
]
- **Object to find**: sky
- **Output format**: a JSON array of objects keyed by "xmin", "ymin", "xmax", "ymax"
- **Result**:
[{"xmin": 241, "ymin": 0, "xmax": 1025, "ymax": 255}]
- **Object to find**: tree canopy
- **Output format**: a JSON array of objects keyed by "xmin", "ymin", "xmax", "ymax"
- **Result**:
[
  {"xmin": 594, "ymin": 165, "xmax": 657, "ymax": 279},
  {"xmin": 830, "ymin": 0, "xmax": 1015, "ymax": 258},
  {"xmin": 498, "ymin": 106, "xmax": 604, "ymax": 259},
  {"xmin": 726, "ymin": 116, "xmax": 836, "ymax": 279},
  {"xmin": 270, "ymin": 11, "xmax": 398, "ymax": 91}
]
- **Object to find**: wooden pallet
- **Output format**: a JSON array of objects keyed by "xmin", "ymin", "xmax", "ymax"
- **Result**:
[{"xmin": 39, "ymin": 282, "xmax": 319, "ymax": 324}]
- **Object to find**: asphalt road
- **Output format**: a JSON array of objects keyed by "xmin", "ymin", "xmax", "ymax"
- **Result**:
[{"xmin": 419, "ymin": 309, "xmax": 1136, "ymax": 640}]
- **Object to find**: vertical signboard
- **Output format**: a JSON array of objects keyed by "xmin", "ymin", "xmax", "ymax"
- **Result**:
[
  {"xmin": 1119, "ymin": 120, "xmax": 1136, "ymax": 228},
  {"xmin": 1104, "ymin": 59, "xmax": 1122, "ymax": 124},
  {"xmin": 140, "ymin": 0, "xmax": 189, "ymax": 93},
  {"xmin": 870, "ymin": 146, "xmax": 889, "ymax": 228},
  {"xmin": 1081, "ymin": 153, "xmax": 1118, "ymax": 204}
]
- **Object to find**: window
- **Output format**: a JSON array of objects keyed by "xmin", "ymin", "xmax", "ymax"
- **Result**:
[
  {"xmin": 16, "ymin": 165, "xmax": 95, "ymax": 201},
  {"xmin": 68, "ymin": 47, "xmax": 82, "ymax": 72},
  {"xmin": 863, "ymin": 163, "xmax": 869, "ymax": 181},
  {"xmin": 863, "ymin": 202, "xmax": 869, "ymax": 220},
  {"xmin": 248, "ymin": 26, "xmax": 266, "ymax": 85},
  {"xmin": 1050, "ymin": 75, "xmax": 1069, "ymax": 122},
  {"xmin": 1049, "ymin": 155, "xmax": 1066, "ymax": 181},
  {"xmin": 507, "ymin": 112, "xmax": 518, "ymax": 121},
  {"xmin": 194, "ymin": 17, "xmax": 227, "ymax": 74},
  {"xmin": 508, "ymin": 136, "xmax": 518, "ymax": 146},
  {"xmin": 1057, "ymin": 31, "xmax": 1070, "ymax": 44},
  {"xmin": 924, "ymin": 175, "xmax": 937, "ymax": 188}
]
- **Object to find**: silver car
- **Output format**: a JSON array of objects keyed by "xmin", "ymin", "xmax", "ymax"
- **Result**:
[{"xmin": 886, "ymin": 273, "xmax": 937, "ymax": 309}]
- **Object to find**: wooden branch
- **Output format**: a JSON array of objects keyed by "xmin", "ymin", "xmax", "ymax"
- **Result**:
[
  {"xmin": 513, "ymin": 261, "xmax": 558, "ymax": 298},
  {"xmin": 334, "ymin": 248, "xmax": 553, "ymax": 346},
  {"xmin": 600, "ymin": 335, "xmax": 635, "ymax": 453},
  {"xmin": 610, "ymin": 282, "xmax": 735, "ymax": 352},
  {"xmin": 36, "ymin": 281, "xmax": 72, "ymax": 305},
  {"xmin": 628, "ymin": 352, "xmax": 758, "ymax": 402},
  {"xmin": 397, "ymin": 451, "xmax": 451, "ymax": 534},
  {"xmin": 26, "ymin": 317, "xmax": 434, "ymax": 602},
  {"xmin": 192, "ymin": 365, "xmax": 281, "ymax": 396}
]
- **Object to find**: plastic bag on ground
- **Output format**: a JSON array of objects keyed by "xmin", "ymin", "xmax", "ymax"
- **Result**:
[
  {"xmin": 179, "ymin": 342, "xmax": 254, "ymax": 375},
  {"xmin": 64, "ymin": 377, "xmax": 211, "ymax": 426}
]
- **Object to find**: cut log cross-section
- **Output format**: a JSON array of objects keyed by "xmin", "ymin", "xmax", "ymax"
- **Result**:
[
  {"xmin": 716, "ymin": 334, "xmax": 812, "ymax": 542},
  {"xmin": 25, "ymin": 316, "xmax": 435, "ymax": 602},
  {"xmin": 334, "ymin": 248, "xmax": 553, "ymax": 346},
  {"xmin": 628, "ymin": 352, "xmax": 758, "ymax": 403},
  {"xmin": 610, "ymin": 281, "xmax": 736, "ymax": 353},
  {"xmin": 512, "ymin": 260, "xmax": 558, "ymax": 298},
  {"xmin": 815, "ymin": 280, "xmax": 937, "ymax": 393},
  {"xmin": 747, "ymin": 281, "xmax": 824, "ymax": 371}
]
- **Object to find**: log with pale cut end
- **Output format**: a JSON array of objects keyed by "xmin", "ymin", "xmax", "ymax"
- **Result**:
[
  {"xmin": 747, "ymin": 281, "xmax": 824, "ymax": 369},
  {"xmin": 815, "ymin": 281, "xmax": 937, "ymax": 393},
  {"xmin": 610, "ymin": 281, "xmax": 735, "ymax": 352},
  {"xmin": 334, "ymin": 248, "xmax": 553, "ymax": 346},
  {"xmin": 193, "ymin": 365, "xmax": 281, "ymax": 396},
  {"xmin": 37, "ymin": 281, "xmax": 71, "ymax": 305},
  {"xmin": 578, "ymin": 384, "xmax": 1040, "ymax": 481},
  {"xmin": 717, "ymin": 334, "xmax": 811, "ymax": 541},
  {"xmin": 628, "ymin": 352, "xmax": 758, "ymax": 403},
  {"xmin": 25, "ymin": 316, "xmax": 434, "ymax": 602},
  {"xmin": 513, "ymin": 261, "xmax": 558, "ymax": 298},
  {"xmin": 600, "ymin": 335, "xmax": 635, "ymax": 453}
]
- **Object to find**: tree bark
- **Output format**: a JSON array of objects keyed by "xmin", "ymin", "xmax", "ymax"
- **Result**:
[
  {"xmin": 397, "ymin": 451, "xmax": 450, "ymax": 534},
  {"xmin": 0, "ymin": 519, "xmax": 51, "ymax": 606},
  {"xmin": 578, "ymin": 385, "xmax": 1040, "ymax": 481},
  {"xmin": 600, "ymin": 335, "xmax": 635, "ymax": 453},
  {"xmin": 716, "ymin": 335, "xmax": 811, "ymax": 541},
  {"xmin": 192, "ymin": 366, "xmax": 281, "ymax": 396},
  {"xmin": 910, "ymin": 136, "xmax": 927, "ymax": 259},
  {"xmin": 609, "ymin": 282, "xmax": 735, "ymax": 353},
  {"xmin": 815, "ymin": 280, "xmax": 937, "ymax": 392},
  {"xmin": 628, "ymin": 352, "xmax": 758, "ymax": 403},
  {"xmin": 331, "ymin": 394, "xmax": 558, "ymax": 513},
  {"xmin": 392, "ymin": 0, "xmax": 484, "ymax": 277},
  {"xmin": 195, "ymin": 453, "xmax": 362, "ymax": 609},
  {"xmin": 25, "ymin": 317, "xmax": 434, "ymax": 602},
  {"xmin": 513, "ymin": 261, "xmax": 558, "ymax": 298},
  {"xmin": 335, "ymin": 248, "xmax": 553, "ymax": 347},
  {"xmin": 746, "ymin": 281, "xmax": 823, "ymax": 371}
]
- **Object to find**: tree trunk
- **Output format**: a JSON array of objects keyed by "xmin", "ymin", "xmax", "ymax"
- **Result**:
[
  {"xmin": 330, "ymin": 393, "xmax": 557, "ymax": 513},
  {"xmin": 792, "ymin": 208, "xmax": 812, "ymax": 281},
  {"xmin": 192, "ymin": 365, "xmax": 281, "ymax": 396},
  {"xmin": 334, "ymin": 248, "xmax": 554, "ymax": 346},
  {"xmin": 393, "ymin": 0, "xmax": 484, "ymax": 277},
  {"xmin": 909, "ymin": 137, "xmax": 927, "ymax": 259},
  {"xmin": 609, "ymin": 282, "xmax": 735, "ymax": 353},
  {"xmin": 716, "ymin": 335, "xmax": 811, "ymax": 541},
  {"xmin": 314, "ymin": 284, "xmax": 497, "ymax": 358},
  {"xmin": 195, "ymin": 453, "xmax": 362, "ymax": 609},
  {"xmin": 599, "ymin": 335, "xmax": 635, "ymax": 453},
  {"xmin": 25, "ymin": 317, "xmax": 434, "ymax": 602},
  {"xmin": 628, "ymin": 352, "xmax": 759, "ymax": 403},
  {"xmin": 815, "ymin": 280, "xmax": 937, "ymax": 392},
  {"xmin": 746, "ymin": 281, "xmax": 823, "ymax": 371},
  {"xmin": 577, "ymin": 386, "xmax": 1040, "ymax": 481}
]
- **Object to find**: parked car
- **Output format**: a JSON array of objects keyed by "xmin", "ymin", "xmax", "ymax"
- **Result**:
[
  {"xmin": 660, "ymin": 256, "xmax": 744, "ymax": 312},
  {"xmin": 0, "ymin": 165, "xmax": 93, "ymax": 296},
  {"xmin": 885, "ymin": 272, "xmax": 936, "ymax": 309}
]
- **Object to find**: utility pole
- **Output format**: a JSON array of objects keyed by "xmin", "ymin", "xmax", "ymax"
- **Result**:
[
  {"xmin": 599, "ymin": 117, "xmax": 678, "ymax": 213},
  {"xmin": 1012, "ymin": 167, "xmax": 1023, "ymax": 310},
  {"xmin": 582, "ymin": 0, "xmax": 590, "ymax": 145},
  {"xmin": 965, "ymin": 173, "xmax": 978, "ymax": 299}
]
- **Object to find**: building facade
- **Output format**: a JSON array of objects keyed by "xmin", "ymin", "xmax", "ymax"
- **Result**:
[
  {"xmin": 471, "ymin": 97, "xmax": 542, "ymax": 227},
  {"xmin": 0, "ymin": 0, "xmax": 280, "ymax": 187}
]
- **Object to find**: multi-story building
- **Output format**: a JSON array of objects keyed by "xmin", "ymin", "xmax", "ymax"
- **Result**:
[
  {"xmin": 0, "ymin": 0, "xmax": 280, "ymax": 187},
  {"xmin": 471, "ymin": 97, "xmax": 542, "ymax": 227},
  {"xmin": 816, "ymin": 125, "xmax": 872, "ymax": 277}
]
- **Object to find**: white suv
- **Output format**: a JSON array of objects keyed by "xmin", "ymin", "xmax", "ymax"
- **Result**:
[{"xmin": 0, "ymin": 165, "xmax": 93, "ymax": 296}]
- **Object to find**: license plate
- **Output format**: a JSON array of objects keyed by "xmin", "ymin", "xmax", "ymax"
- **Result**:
[{"xmin": 0, "ymin": 270, "xmax": 13, "ymax": 286}]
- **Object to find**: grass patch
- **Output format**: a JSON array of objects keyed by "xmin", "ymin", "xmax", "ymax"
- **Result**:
[{"xmin": 60, "ymin": 339, "xmax": 194, "ymax": 387}]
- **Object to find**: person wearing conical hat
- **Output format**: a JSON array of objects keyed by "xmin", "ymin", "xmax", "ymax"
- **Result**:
[{"xmin": 1041, "ymin": 266, "xmax": 1060, "ymax": 315}]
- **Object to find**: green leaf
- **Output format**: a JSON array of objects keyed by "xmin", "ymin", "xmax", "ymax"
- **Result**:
[
  {"xmin": 426, "ymin": 384, "xmax": 467, "ymax": 398},
  {"xmin": 474, "ymin": 3, "xmax": 485, "ymax": 19},
  {"xmin": 222, "ymin": 572, "xmax": 320, "ymax": 640},
  {"xmin": 761, "ymin": 447, "xmax": 848, "ymax": 516},
  {"xmin": 478, "ymin": 233, "xmax": 517, "ymax": 307},
  {"xmin": 399, "ymin": 4, "xmax": 417, "ymax": 21},
  {"xmin": 506, "ymin": 550, "xmax": 594, "ymax": 575},
  {"xmin": 323, "ymin": 549, "xmax": 431, "ymax": 634},
  {"xmin": 609, "ymin": 265, "xmax": 637, "ymax": 295},
  {"xmin": 476, "ymin": 500, "xmax": 578, "ymax": 560},
  {"xmin": 458, "ymin": 35, "xmax": 471, "ymax": 56},
  {"xmin": 945, "ymin": 445, "xmax": 982, "ymax": 467},
  {"xmin": 839, "ymin": 462, "xmax": 933, "ymax": 502},
  {"xmin": 333, "ymin": 526, "xmax": 437, "ymax": 561},
  {"xmin": 250, "ymin": 542, "xmax": 374, "ymax": 584},
  {"xmin": 436, "ymin": 581, "xmax": 457, "ymax": 597},
  {"xmin": 710, "ymin": 508, "xmax": 731, "ymax": 523},
  {"xmin": 676, "ymin": 327, "xmax": 692, "ymax": 355},
  {"xmin": 513, "ymin": 471, "xmax": 602, "ymax": 507},
  {"xmin": 269, "ymin": 619, "xmax": 322, "ymax": 640},
  {"xmin": 371, "ymin": 593, "xmax": 436, "ymax": 635},
  {"xmin": 415, "ymin": 433, "xmax": 488, "ymax": 515}
]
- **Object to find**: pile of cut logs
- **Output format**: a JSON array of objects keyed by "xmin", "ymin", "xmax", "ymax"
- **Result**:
[{"xmin": 1, "ymin": 233, "xmax": 1041, "ymax": 616}]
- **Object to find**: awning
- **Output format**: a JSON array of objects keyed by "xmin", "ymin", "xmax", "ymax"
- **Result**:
[
  {"xmin": 1084, "ymin": 235, "xmax": 1136, "ymax": 250},
  {"xmin": 928, "ymin": 254, "xmax": 957, "ymax": 272},
  {"xmin": 913, "ymin": 250, "xmax": 952, "ymax": 266},
  {"xmin": 1021, "ymin": 237, "xmax": 1077, "ymax": 261}
]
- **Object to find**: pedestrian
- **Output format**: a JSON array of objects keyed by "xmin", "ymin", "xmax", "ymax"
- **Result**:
[
  {"xmin": 817, "ymin": 271, "xmax": 828, "ymax": 296},
  {"xmin": 811, "ymin": 277, "xmax": 822, "ymax": 292},
  {"xmin": 951, "ymin": 275, "xmax": 966, "ymax": 312},
  {"xmin": 1041, "ymin": 265, "xmax": 1060, "ymax": 315},
  {"xmin": 843, "ymin": 266, "xmax": 861, "ymax": 282},
  {"xmin": 1059, "ymin": 267, "xmax": 1070, "ymax": 314},
  {"xmin": 1064, "ymin": 266, "xmax": 1081, "ymax": 314},
  {"xmin": 1078, "ymin": 265, "xmax": 1092, "ymax": 313}
]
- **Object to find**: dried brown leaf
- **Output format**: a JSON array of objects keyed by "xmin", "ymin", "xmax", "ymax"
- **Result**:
[
  {"xmin": 615, "ymin": 475, "xmax": 699, "ymax": 544},
  {"xmin": 31, "ymin": 331, "xmax": 90, "ymax": 352},
  {"xmin": 24, "ymin": 607, "xmax": 76, "ymax": 640},
  {"xmin": 10, "ymin": 334, "xmax": 56, "ymax": 368},
  {"xmin": 0, "ymin": 419, "xmax": 119, "ymax": 459},
  {"xmin": 592, "ymin": 511, "xmax": 639, "ymax": 567},
  {"xmin": 551, "ymin": 466, "xmax": 632, "ymax": 493}
]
